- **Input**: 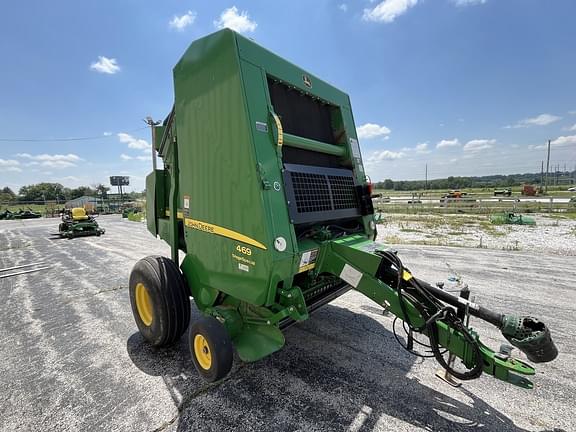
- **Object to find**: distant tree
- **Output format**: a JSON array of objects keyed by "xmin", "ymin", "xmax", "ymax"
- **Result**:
[
  {"xmin": 19, "ymin": 183, "xmax": 66, "ymax": 202},
  {"xmin": 68, "ymin": 186, "xmax": 96, "ymax": 199},
  {"xmin": 95, "ymin": 184, "xmax": 109, "ymax": 198},
  {"xmin": 0, "ymin": 186, "xmax": 16, "ymax": 203},
  {"xmin": 382, "ymin": 179, "xmax": 394, "ymax": 190}
]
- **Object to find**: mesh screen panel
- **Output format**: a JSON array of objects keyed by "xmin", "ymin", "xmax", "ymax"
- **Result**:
[
  {"xmin": 291, "ymin": 172, "xmax": 332, "ymax": 213},
  {"xmin": 284, "ymin": 164, "xmax": 360, "ymax": 224},
  {"xmin": 328, "ymin": 175, "xmax": 357, "ymax": 210}
]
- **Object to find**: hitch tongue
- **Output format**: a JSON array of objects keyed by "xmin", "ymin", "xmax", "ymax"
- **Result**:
[{"xmin": 501, "ymin": 316, "xmax": 558, "ymax": 363}]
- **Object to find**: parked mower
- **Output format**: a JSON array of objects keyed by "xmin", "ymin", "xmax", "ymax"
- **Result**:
[
  {"xmin": 0, "ymin": 208, "xmax": 42, "ymax": 220},
  {"xmin": 129, "ymin": 29, "xmax": 557, "ymax": 387},
  {"xmin": 59, "ymin": 208, "xmax": 105, "ymax": 238}
]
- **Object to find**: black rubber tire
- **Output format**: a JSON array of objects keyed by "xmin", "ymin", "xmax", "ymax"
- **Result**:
[
  {"xmin": 189, "ymin": 316, "xmax": 233, "ymax": 382},
  {"xmin": 129, "ymin": 255, "xmax": 191, "ymax": 347}
]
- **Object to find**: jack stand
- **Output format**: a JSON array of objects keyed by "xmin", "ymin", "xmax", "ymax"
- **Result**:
[
  {"xmin": 435, "ymin": 353, "xmax": 461, "ymax": 387},
  {"xmin": 382, "ymin": 300, "xmax": 391, "ymax": 316}
]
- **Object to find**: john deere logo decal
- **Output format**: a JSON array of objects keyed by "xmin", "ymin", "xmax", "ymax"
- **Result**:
[{"xmin": 303, "ymin": 74, "xmax": 312, "ymax": 88}]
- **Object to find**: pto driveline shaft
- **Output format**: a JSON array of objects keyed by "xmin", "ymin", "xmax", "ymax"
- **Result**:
[{"xmin": 415, "ymin": 278, "xmax": 504, "ymax": 328}]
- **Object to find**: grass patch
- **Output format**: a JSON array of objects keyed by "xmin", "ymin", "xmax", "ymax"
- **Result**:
[
  {"xmin": 127, "ymin": 212, "xmax": 144, "ymax": 222},
  {"xmin": 400, "ymin": 228, "xmax": 423, "ymax": 233},
  {"xmin": 479, "ymin": 221, "xmax": 507, "ymax": 237}
]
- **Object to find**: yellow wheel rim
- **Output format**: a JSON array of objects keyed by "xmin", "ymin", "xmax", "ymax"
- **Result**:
[
  {"xmin": 194, "ymin": 334, "xmax": 212, "ymax": 370},
  {"xmin": 135, "ymin": 282, "xmax": 153, "ymax": 326}
]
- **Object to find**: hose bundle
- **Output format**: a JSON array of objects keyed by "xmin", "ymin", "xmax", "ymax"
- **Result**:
[{"xmin": 376, "ymin": 250, "xmax": 484, "ymax": 380}]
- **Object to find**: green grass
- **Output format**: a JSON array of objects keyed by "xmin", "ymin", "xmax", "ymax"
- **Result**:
[
  {"xmin": 127, "ymin": 212, "xmax": 145, "ymax": 222},
  {"xmin": 1, "ymin": 204, "xmax": 47, "ymax": 213},
  {"xmin": 399, "ymin": 228, "xmax": 423, "ymax": 233}
]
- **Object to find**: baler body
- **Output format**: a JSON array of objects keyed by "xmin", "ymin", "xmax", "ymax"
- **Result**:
[
  {"xmin": 141, "ymin": 29, "xmax": 556, "ymax": 385},
  {"xmin": 148, "ymin": 29, "xmax": 373, "ymax": 334}
]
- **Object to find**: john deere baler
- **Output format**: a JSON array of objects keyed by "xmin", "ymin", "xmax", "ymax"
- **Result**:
[{"xmin": 129, "ymin": 29, "xmax": 557, "ymax": 385}]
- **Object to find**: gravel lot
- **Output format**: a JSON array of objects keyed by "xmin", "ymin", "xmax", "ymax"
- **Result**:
[
  {"xmin": 0, "ymin": 215, "xmax": 574, "ymax": 431},
  {"xmin": 376, "ymin": 213, "xmax": 576, "ymax": 256}
]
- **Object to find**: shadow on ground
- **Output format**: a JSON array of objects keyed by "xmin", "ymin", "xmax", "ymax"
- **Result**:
[{"xmin": 127, "ymin": 304, "xmax": 564, "ymax": 432}]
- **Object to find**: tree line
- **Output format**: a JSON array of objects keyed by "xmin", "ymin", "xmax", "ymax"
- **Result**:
[
  {"xmin": 374, "ymin": 171, "xmax": 572, "ymax": 191},
  {"xmin": 0, "ymin": 183, "xmax": 113, "ymax": 203}
]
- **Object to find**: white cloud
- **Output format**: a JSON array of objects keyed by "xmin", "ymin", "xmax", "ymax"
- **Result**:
[
  {"xmin": 565, "ymin": 123, "xmax": 576, "ymax": 131},
  {"xmin": 90, "ymin": 56, "xmax": 120, "ymax": 74},
  {"xmin": 121, "ymin": 154, "xmax": 149, "ymax": 162},
  {"xmin": 550, "ymin": 135, "xmax": 576, "ymax": 148},
  {"xmin": 362, "ymin": 0, "xmax": 418, "ymax": 23},
  {"xmin": 103, "ymin": 131, "xmax": 112, "ymax": 136},
  {"xmin": 15, "ymin": 153, "xmax": 82, "ymax": 169},
  {"xmin": 529, "ymin": 135, "xmax": 576, "ymax": 150},
  {"xmin": 367, "ymin": 150, "xmax": 406, "ymax": 162},
  {"xmin": 357, "ymin": 123, "xmax": 391, "ymax": 140},
  {"xmin": 169, "ymin": 10, "xmax": 196, "ymax": 31},
  {"xmin": 451, "ymin": 0, "xmax": 486, "ymax": 6},
  {"xmin": 415, "ymin": 142, "xmax": 430, "ymax": 153},
  {"xmin": 506, "ymin": 113, "xmax": 562, "ymax": 128},
  {"xmin": 463, "ymin": 139, "xmax": 496, "ymax": 152},
  {"xmin": 118, "ymin": 133, "xmax": 151, "ymax": 150},
  {"xmin": 436, "ymin": 138, "xmax": 460, "ymax": 149},
  {"xmin": 0, "ymin": 158, "xmax": 22, "ymax": 172},
  {"xmin": 0, "ymin": 158, "xmax": 20, "ymax": 167},
  {"xmin": 214, "ymin": 6, "xmax": 257, "ymax": 33},
  {"xmin": 339, "ymin": 4, "xmax": 348, "ymax": 12}
]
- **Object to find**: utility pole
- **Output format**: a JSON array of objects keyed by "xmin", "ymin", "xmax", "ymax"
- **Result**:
[
  {"xmin": 545, "ymin": 140, "xmax": 551, "ymax": 193},
  {"xmin": 425, "ymin": 163, "xmax": 428, "ymax": 192}
]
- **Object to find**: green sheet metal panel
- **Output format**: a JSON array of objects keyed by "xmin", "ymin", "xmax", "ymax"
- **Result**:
[
  {"xmin": 173, "ymin": 29, "xmax": 273, "ymax": 306},
  {"xmin": 235, "ymin": 33, "xmax": 374, "ymax": 238},
  {"xmin": 167, "ymin": 29, "xmax": 375, "ymax": 307}
]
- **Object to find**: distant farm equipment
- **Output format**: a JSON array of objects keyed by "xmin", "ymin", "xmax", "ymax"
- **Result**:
[
  {"xmin": 521, "ymin": 184, "xmax": 542, "ymax": 196},
  {"xmin": 58, "ymin": 208, "xmax": 105, "ymax": 238},
  {"xmin": 0, "ymin": 208, "xmax": 42, "ymax": 220},
  {"xmin": 440, "ymin": 190, "xmax": 477, "ymax": 207},
  {"xmin": 494, "ymin": 189, "xmax": 512, "ymax": 196},
  {"xmin": 490, "ymin": 212, "xmax": 536, "ymax": 226}
]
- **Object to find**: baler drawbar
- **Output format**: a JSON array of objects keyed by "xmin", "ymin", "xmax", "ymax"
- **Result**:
[{"xmin": 128, "ymin": 28, "xmax": 557, "ymax": 387}]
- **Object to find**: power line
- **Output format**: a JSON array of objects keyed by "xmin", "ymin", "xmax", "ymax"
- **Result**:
[{"xmin": 0, "ymin": 126, "xmax": 148, "ymax": 142}]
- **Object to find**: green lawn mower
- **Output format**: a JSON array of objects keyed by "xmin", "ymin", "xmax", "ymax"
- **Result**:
[
  {"xmin": 129, "ymin": 29, "xmax": 557, "ymax": 386},
  {"xmin": 0, "ymin": 208, "xmax": 42, "ymax": 220},
  {"xmin": 59, "ymin": 207, "xmax": 105, "ymax": 239}
]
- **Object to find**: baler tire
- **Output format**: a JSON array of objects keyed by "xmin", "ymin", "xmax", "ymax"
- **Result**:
[
  {"xmin": 189, "ymin": 317, "xmax": 233, "ymax": 382},
  {"xmin": 129, "ymin": 255, "xmax": 191, "ymax": 347}
]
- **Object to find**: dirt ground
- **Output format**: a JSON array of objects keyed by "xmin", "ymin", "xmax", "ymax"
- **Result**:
[
  {"xmin": 376, "ymin": 213, "xmax": 576, "ymax": 255},
  {"xmin": 0, "ymin": 215, "xmax": 574, "ymax": 432}
]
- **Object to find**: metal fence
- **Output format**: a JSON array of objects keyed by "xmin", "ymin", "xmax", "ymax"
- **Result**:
[{"xmin": 374, "ymin": 196, "xmax": 575, "ymax": 215}]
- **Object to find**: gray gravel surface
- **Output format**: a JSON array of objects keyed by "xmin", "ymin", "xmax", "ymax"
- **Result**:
[
  {"xmin": 377, "ymin": 214, "xmax": 576, "ymax": 255},
  {"xmin": 0, "ymin": 216, "xmax": 573, "ymax": 432}
]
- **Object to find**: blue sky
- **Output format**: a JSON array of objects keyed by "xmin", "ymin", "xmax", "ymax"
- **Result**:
[{"xmin": 1, "ymin": 0, "xmax": 575, "ymax": 192}]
